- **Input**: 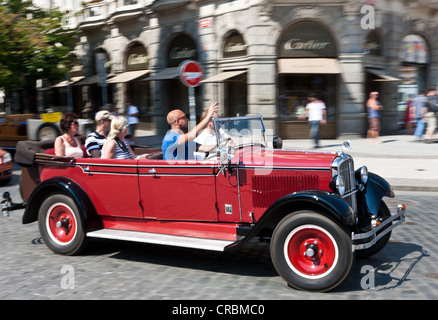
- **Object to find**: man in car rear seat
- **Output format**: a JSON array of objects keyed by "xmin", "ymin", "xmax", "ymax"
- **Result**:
[
  {"xmin": 162, "ymin": 102, "xmax": 219, "ymax": 161},
  {"xmin": 85, "ymin": 110, "xmax": 115, "ymax": 158}
]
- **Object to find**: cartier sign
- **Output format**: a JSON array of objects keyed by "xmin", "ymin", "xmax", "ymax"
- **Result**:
[
  {"xmin": 364, "ymin": 30, "xmax": 382, "ymax": 56},
  {"xmin": 128, "ymin": 54, "xmax": 148, "ymax": 65},
  {"xmin": 223, "ymin": 32, "xmax": 247, "ymax": 58},
  {"xmin": 126, "ymin": 44, "xmax": 149, "ymax": 71},
  {"xmin": 279, "ymin": 22, "xmax": 337, "ymax": 58},
  {"xmin": 170, "ymin": 47, "xmax": 197, "ymax": 61},
  {"xmin": 284, "ymin": 39, "xmax": 330, "ymax": 51},
  {"xmin": 168, "ymin": 34, "xmax": 198, "ymax": 67}
]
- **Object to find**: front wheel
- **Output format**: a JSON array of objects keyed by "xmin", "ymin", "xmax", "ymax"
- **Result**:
[
  {"xmin": 38, "ymin": 193, "xmax": 87, "ymax": 255},
  {"xmin": 271, "ymin": 211, "xmax": 353, "ymax": 292}
]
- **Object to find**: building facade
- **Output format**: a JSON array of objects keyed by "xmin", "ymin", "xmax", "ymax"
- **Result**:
[{"xmin": 66, "ymin": 0, "xmax": 438, "ymax": 137}]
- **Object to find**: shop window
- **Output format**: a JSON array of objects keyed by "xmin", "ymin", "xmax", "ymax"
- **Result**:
[{"xmin": 279, "ymin": 74, "xmax": 336, "ymax": 121}]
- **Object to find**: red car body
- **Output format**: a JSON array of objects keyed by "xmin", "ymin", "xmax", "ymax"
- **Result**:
[
  {"xmin": 0, "ymin": 148, "xmax": 13, "ymax": 183},
  {"xmin": 12, "ymin": 115, "xmax": 405, "ymax": 292}
]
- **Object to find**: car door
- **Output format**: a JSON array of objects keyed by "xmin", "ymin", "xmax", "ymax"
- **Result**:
[
  {"xmin": 76, "ymin": 158, "xmax": 143, "ymax": 218},
  {"xmin": 214, "ymin": 165, "xmax": 242, "ymax": 223},
  {"xmin": 138, "ymin": 158, "xmax": 218, "ymax": 221}
]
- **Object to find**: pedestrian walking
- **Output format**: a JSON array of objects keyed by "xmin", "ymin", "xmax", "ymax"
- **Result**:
[
  {"xmin": 303, "ymin": 93, "xmax": 326, "ymax": 148},
  {"xmin": 424, "ymin": 88, "xmax": 438, "ymax": 143},
  {"xmin": 125, "ymin": 100, "xmax": 139, "ymax": 145},
  {"xmin": 366, "ymin": 91, "xmax": 383, "ymax": 143},
  {"xmin": 412, "ymin": 90, "xmax": 428, "ymax": 140},
  {"xmin": 404, "ymin": 94, "xmax": 415, "ymax": 134}
]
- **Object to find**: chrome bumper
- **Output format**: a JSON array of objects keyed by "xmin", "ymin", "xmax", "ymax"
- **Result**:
[{"xmin": 352, "ymin": 204, "xmax": 406, "ymax": 251}]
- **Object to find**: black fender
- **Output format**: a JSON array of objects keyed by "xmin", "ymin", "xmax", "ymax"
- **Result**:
[
  {"xmin": 357, "ymin": 171, "xmax": 394, "ymax": 216},
  {"xmin": 232, "ymin": 191, "xmax": 355, "ymax": 249},
  {"xmin": 22, "ymin": 177, "xmax": 96, "ymax": 227}
]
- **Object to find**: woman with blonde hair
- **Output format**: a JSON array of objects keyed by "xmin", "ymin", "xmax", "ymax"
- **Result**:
[{"xmin": 101, "ymin": 116, "xmax": 136, "ymax": 159}]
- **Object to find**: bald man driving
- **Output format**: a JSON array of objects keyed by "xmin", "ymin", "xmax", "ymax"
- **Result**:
[{"xmin": 162, "ymin": 102, "xmax": 219, "ymax": 160}]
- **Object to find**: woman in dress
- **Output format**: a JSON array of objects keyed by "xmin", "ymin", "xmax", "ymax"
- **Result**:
[
  {"xmin": 54, "ymin": 112, "xmax": 84, "ymax": 158},
  {"xmin": 101, "ymin": 116, "xmax": 136, "ymax": 159}
]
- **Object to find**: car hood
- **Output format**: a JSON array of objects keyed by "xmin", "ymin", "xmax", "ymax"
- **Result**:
[{"xmin": 234, "ymin": 147, "xmax": 338, "ymax": 169}]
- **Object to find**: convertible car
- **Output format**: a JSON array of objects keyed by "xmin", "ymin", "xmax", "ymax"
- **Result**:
[
  {"xmin": 7, "ymin": 115, "xmax": 405, "ymax": 292},
  {"xmin": 0, "ymin": 147, "xmax": 13, "ymax": 184}
]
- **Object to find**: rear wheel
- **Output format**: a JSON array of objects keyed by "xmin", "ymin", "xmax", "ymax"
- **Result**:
[
  {"xmin": 38, "ymin": 194, "xmax": 87, "ymax": 255},
  {"xmin": 271, "ymin": 211, "xmax": 353, "ymax": 292}
]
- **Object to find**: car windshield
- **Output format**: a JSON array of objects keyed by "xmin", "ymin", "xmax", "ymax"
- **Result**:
[{"xmin": 213, "ymin": 115, "xmax": 266, "ymax": 148}]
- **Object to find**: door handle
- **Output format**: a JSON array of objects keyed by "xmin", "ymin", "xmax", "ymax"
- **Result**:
[{"xmin": 148, "ymin": 168, "xmax": 156, "ymax": 174}]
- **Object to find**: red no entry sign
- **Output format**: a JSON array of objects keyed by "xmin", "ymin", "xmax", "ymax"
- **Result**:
[{"xmin": 178, "ymin": 60, "xmax": 203, "ymax": 87}]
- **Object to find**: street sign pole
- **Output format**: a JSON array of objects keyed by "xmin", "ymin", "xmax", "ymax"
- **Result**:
[{"xmin": 188, "ymin": 86, "xmax": 196, "ymax": 128}]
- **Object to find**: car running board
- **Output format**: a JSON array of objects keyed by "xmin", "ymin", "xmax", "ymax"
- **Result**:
[{"xmin": 87, "ymin": 229, "xmax": 235, "ymax": 252}]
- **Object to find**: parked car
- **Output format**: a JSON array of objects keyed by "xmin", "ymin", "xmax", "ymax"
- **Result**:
[
  {"xmin": 0, "ymin": 147, "xmax": 13, "ymax": 184},
  {"xmin": 0, "ymin": 112, "xmax": 90, "ymax": 150},
  {"xmin": 8, "ymin": 115, "xmax": 405, "ymax": 292}
]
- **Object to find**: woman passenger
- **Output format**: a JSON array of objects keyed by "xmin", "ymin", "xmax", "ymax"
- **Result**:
[
  {"xmin": 101, "ymin": 116, "xmax": 136, "ymax": 159},
  {"xmin": 54, "ymin": 112, "xmax": 84, "ymax": 158}
]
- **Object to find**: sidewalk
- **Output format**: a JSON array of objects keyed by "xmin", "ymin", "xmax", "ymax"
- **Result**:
[
  {"xmin": 137, "ymin": 131, "xmax": 438, "ymax": 192},
  {"xmin": 282, "ymin": 135, "xmax": 438, "ymax": 192}
]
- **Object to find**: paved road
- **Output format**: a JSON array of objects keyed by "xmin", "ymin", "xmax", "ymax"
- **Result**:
[{"xmin": 1, "ymin": 164, "xmax": 437, "ymax": 301}]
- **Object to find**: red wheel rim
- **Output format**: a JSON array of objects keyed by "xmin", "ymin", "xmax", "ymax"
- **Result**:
[
  {"xmin": 284, "ymin": 225, "xmax": 339, "ymax": 279},
  {"xmin": 45, "ymin": 203, "xmax": 77, "ymax": 245}
]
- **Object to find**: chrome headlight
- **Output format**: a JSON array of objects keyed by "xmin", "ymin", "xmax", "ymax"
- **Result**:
[
  {"xmin": 336, "ymin": 175, "xmax": 345, "ymax": 196},
  {"xmin": 360, "ymin": 166, "xmax": 368, "ymax": 184}
]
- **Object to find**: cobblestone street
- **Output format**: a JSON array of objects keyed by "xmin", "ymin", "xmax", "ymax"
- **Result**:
[{"xmin": 1, "ymin": 166, "xmax": 437, "ymax": 300}]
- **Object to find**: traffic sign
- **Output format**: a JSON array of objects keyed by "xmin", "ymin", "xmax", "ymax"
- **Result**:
[{"xmin": 178, "ymin": 60, "xmax": 203, "ymax": 87}]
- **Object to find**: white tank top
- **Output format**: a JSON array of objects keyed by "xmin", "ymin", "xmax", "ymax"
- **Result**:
[{"xmin": 62, "ymin": 136, "xmax": 83, "ymax": 158}]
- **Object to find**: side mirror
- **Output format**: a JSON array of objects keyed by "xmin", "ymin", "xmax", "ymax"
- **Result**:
[
  {"xmin": 218, "ymin": 145, "xmax": 235, "ymax": 175},
  {"xmin": 219, "ymin": 147, "xmax": 229, "ymax": 164},
  {"xmin": 273, "ymin": 136, "xmax": 283, "ymax": 149}
]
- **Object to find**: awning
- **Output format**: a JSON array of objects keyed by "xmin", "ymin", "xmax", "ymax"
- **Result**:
[
  {"xmin": 201, "ymin": 70, "xmax": 247, "ymax": 83},
  {"xmin": 73, "ymin": 75, "xmax": 98, "ymax": 86},
  {"xmin": 367, "ymin": 68, "xmax": 401, "ymax": 82},
  {"xmin": 278, "ymin": 58, "xmax": 342, "ymax": 74},
  {"xmin": 73, "ymin": 74, "xmax": 115, "ymax": 86},
  {"xmin": 53, "ymin": 76, "xmax": 84, "ymax": 88},
  {"xmin": 143, "ymin": 67, "xmax": 179, "ymax": 81},
  {"xmin": 107, "ymin": 70, "xmax": 151, "ymax": 83}
]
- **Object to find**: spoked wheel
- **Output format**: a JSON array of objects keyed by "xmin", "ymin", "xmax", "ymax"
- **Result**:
[
  {"xmin": 271, "ymin": 211, "xmax": 353, "ymax": 292},
  {"xmin": 38, "ymin": 194, "xmax": 87, "ymax": 255}
]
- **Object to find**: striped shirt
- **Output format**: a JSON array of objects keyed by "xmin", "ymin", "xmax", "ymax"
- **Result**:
[
  {"xmin": 114, "ymin": 138, "xmax": 133, "ymax": 159},
  {"xmin": 85, "ymin": 131, "xmax": 107, "ymax": 157}
]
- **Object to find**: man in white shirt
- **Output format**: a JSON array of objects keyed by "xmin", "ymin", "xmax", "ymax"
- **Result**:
[
  {"xmin": 194, "ymin": 108, "xmax": 219, "ymax": 145},
  {"xmin": 126, "ymin": 100, "xmax": 139, "ymax": 144},
  {"xmin": 304, "ymin": 93, "xmax": 326, "ymax": 148}
]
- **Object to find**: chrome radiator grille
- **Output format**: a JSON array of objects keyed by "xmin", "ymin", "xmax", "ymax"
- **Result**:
[{"xmin": 333, "ymin": 155, "xmax": 357, "ymax": 213}]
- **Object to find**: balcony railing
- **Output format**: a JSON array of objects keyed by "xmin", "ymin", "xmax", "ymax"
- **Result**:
[{"xmin": 79, "ymin": 0, "xmax": 151, "ymax": 27}]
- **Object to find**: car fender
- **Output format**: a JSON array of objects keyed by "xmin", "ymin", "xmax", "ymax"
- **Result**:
[
  {"xmin": 22, "ymin": 176, "xmax": 95, "ymax": 226},
  {"xmin": 265, "ymin": 191, "xmax": 355, "ymax": 225},
  {"xmin": 359, "ymin": 172, "xmax": 394, "ymax": 216},
  {"xmin": 236, "ymin": 191, "xmax": 355, "ymax": 245}
]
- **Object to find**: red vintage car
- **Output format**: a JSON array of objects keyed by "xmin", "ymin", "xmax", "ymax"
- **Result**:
[
  {"xmin": 0, "ymin": 147, "xmax": 13, "ymax": 184},
  {"xmin": 9, "ymin": 115, "xmax": 405, "ymax": 292}
]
